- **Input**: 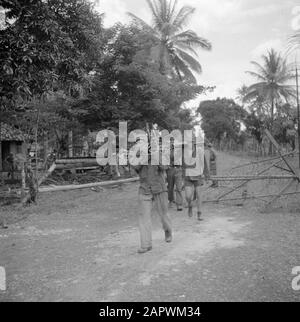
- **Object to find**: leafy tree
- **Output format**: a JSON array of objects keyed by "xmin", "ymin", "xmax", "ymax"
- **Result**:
[
  {"xmin": 244, "ymin": 112, "xmax": 264, "ymax": 145},
  {"xmin": 0, "ymin": 0, "xmax": 103, "ymax": 109},
  {"xmin": 72, "ymin": 24, "xmax": 210, "ymax": 133},
  {"xmin": 127, "ymin": 0, "xmax": 211, "ymax": 83},
  {"xmin": 273, "ymin": 103, "xmax": 297, "ymax": 150},
  {"xmin": 198, "ymin": 98, "xmax": 246, "ymax": 148},
  {"xmin": 0, "ymin": 0, "xmax": 104, "ymax": 169},
  {"xmin": 10, "ymin": 93, "xmax": 85, "ymax": 157}
]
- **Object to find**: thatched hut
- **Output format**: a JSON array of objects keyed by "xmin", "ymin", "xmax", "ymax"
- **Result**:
[{"xmin": 0, "ymin": 123, "xmax": 27, "ymax": 172}]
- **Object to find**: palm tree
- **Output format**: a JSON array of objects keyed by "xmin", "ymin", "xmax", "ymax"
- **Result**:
[
  {"xmin": 245, "ymin": 49, "xmax": 295, "ymax": 130},
  {"xmin": 245, "ymin": 49, "xmax": 295, "ymax": 154},
  {"xmin": 127, "ymin": 0, "xmax": 211, "ymax": 83}
]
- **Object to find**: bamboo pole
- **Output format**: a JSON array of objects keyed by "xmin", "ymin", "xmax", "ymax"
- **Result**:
[
  {"xmin": 230, "ymin": 152, "xmax": 298, "ymax": 171},
  {"xmin": 265, "ymin": 130, "xmax": 300, "ymax": 182},
  {"xmin": 38, "ymin": 177, "xmax": 139, "ymax": 193},
  {"xmin": 212, "ymin": 175, "xmax": 295, "ymax": 181},
  {"xmin": 263, "ymin": 179, "xmax": 295, "ymax": 210},
  {"xmin": 273, "ymin": 164, "xmax": 293, "ymax": 174},
  {"xmin": 54, "ymin": 165, "xmax": 99, "ymax": 171},
  {"xmin": 296, "ymin": 65, "xmax": 300, "ymax": 169},
  {"xmin": 55, "ymin": 158, "xmax": 98, "ymax": 165},
  {"xmin": 204, "ymin": 191, "xmax": 300, "ymax": 204},
  {"xmin": 216, "ymin": 158, "xmax": 283, "ymax": 201}
]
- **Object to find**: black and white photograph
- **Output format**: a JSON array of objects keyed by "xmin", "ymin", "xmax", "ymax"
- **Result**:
[{"xmin": 0, "ymin": 0, "xmax": 300, "ymax": 305}]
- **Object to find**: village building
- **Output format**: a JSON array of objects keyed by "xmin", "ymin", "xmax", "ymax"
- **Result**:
[{"xmin": 0, "ymin": 123, "xmax": 27, "ymax": 172}]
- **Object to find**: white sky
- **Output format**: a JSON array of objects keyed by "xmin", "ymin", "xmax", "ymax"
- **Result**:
[{"xmin": 95, "ymin": 0, "xmax": 300, "ymax": 106}]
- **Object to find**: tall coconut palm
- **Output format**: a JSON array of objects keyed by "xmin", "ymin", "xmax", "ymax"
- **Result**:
[
  {"xmin": 245, "ymin": 49, "xmax": 295, "ymax": 129},
  {"xmin": 127, "ymin": 0, "xmax": 211, "ymax": 83},
  {"xmin": 245, "ymin": 49, "xmax": 295, "ymax": 154}
]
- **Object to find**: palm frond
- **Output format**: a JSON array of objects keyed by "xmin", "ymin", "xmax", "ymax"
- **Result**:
[
  {"xmin": 175, "ymin": 48, "xmax": 202, "ymax": 73},
  {"xmin": 249, "ymin": 61, "xmax": 268, "ymax": 78},
  {"xmin": 172, "ymin": 30, "xmax": 211, "ymax": 50},
  {"xmin": 172, "ymin": 55, "xmax": 197, "ymax": 83},
  {"xmin": 167, "ymin": 0, "xmax": 178, "ymax": 21},
  {"xmin": 159, "ymin": 0, "xmax": 168, "ymax": 22},
  {"xmin": 247, "ymin": 49, "xmax": 295, "ymax": 107},
  {"xmin": 174, "ymin": 42, "xmax": 198, "ymax": 57},
  {"xmin": 130, "ymin": 0, "xmax": 212, "ymax": 83},
  {"xmin": 246, "ymin": 71, "xmax": 267, "ymax": 82},
  {"xmin": 172, "ymin": 6, "xmax": 195, "ymax": 30},
  {"xmin": 146, "ymin": 0, "xmax": 162, "ymax": 28},
  {"xmin": 278, "ymin": 85, "xmax": 296, "ymax": 100},
  {"xmin": 127, "ymin": 12, "xmax": 157, "ymax": 35}
]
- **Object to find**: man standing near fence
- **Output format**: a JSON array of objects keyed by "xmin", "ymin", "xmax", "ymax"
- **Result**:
[
  {"xmin": 166, "ymin": 143, "xmax": 184, "ymax": 211},
  {"xmin": 207, "ymin": 143, "xmax": 218, "ymax": 188}
]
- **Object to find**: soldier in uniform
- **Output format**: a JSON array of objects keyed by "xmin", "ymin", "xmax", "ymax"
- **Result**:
[
  {"xmin": 132, "ymin": 138, "xmax": 172, "ymax": 254},
  {"xmin": 207, "ymin": 143, "xmax": 218, "ymax": 188},
  {"xmin": 135, "ymin": 164, "xmax": 172, "ymax": 254},
  {"xmin": 25, "ymin": 163, "xmax": 38, "ymax": 204},
  {"xmin": 166, "ymin": 143, "xmax": 184, "ymax": 211},
  {"xmin": 6, "ymin": 152, "xmax": 15, "ymax": 179},
  {"xmin": 183, "ymin": 141, "xmax": 210, "ymax": 221}
]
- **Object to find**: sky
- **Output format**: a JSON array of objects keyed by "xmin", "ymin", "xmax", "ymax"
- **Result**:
[{"xmin": 95, "ymin": 0, "xmax": 300, "ymax": 106}]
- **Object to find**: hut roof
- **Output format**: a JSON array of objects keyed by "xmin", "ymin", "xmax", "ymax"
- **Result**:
[{"xmin": 0, "ymin": 123, "xmax": 25, "ymax": 142}]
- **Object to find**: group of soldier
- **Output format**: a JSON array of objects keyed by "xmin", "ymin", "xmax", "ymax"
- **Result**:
[
  {"xmin": 134, "ymin": 140, "xmax": 218, "ymax": 254},
  {"xmin": 3, "ymin": 139, "xmax": 218, "ymax": 253}
]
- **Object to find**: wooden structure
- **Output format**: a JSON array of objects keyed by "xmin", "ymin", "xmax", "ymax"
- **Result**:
[
  {"xmin": 206, "ymin": 130, "xmax": 300, "ymax": 210},
  {"xmin": 0, "ymin": 123, "xmax": 27, "ymax": 173}
]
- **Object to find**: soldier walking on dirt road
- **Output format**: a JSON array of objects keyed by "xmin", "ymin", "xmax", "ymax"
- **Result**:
[
  {"xmin": 166, "ymin": 143, "xmax": 184, "ymax": 211},
  {"xmin": 184, "ymin": 141, "xmax": 210, "ymax": 221},
  {"xmin": 134, "ymin": 163, "xmax": 172, "ymax": 254}
]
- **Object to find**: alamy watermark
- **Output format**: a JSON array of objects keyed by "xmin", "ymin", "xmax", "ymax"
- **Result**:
[
  {"xmin": 95, "ymin": 122, "xmax": 205, "ymax": 177},
  {"xmin": 0, "ymin": 266, "xmax": 6, "ymax": 291},
  {"xmin": 292, "ymin": 266, "xmax": 300, "ymax": 291}
]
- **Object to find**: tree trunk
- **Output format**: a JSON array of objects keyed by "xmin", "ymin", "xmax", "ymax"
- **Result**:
[
  {"xmin": 269, "ymin": 97, "xmax": 275, "ymax": 155},
  {"xmin": 21, "ymin": 162, "xmax": 26, "ymax": 199},
  {"xmin": 0, "ymin": 121, "xmax": 2, "ymax": 172},
  {"xmin": 35, "ymin": 104, "xmax": 41, "ymax": 178},
  {"xmin": 68, "ymin": 131, "xmax": 73, "ymax": 158}
]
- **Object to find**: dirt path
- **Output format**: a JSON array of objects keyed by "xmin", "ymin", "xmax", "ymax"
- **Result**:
[
  {"xmin": 0, "ymin": 153, "xmax": 299, "ymax": 302},
  {"xmin": 0, "ymin": 181, "xmax": 299, "ymax": 302}
]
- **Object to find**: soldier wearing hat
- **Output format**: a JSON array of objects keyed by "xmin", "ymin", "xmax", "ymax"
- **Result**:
[
  {"xmin": 205, "ymin": 142, "xmax": 218, "ymax": 188},
  {"xmin": 166, "ymin": 142, "xmax": 184, "ymax": 211},
  {"xmin": 183, "ymin": 139, "xmax": 210, "ymax": 221},
  {"xmin": 132, "ymin": 137, "xmax": 172, "ymax": 254}
]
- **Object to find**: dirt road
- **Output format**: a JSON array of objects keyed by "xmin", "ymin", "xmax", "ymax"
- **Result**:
[
  {"xmin": 1, "ymin": 152, "xmax": 300, "ymax": 302},
  {"xmin": 0, "ymin": 180, "xmax": 299, "ymax": 302}
]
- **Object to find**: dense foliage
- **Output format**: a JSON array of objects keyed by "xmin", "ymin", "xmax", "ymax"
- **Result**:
[
  {"xmin": 72, "ymin": 24, "xmax": 210, "ymax": 133},
  {"xmin": 198, "ymin": 98, "xmax": 246, "ymax": 147},
  {"xmin": 0, "ymin": 0, "xmax": 212, "ymax": 147},
  {"xmin": 0, "ymin": 0, "xmax": 104, "ymax": 108}
]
